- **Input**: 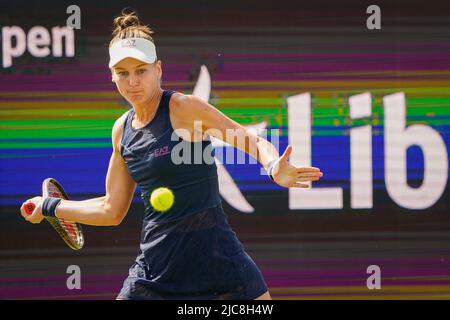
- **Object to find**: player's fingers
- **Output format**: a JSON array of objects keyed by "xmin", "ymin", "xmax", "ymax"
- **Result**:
[
  {"xmin": 297, "ymin": 172, "xmax": 323, "ymax": 178},
  {"xmin": 297, "ymin": 167, "xmax": 321, "ymax": 173},
  {"xmin": 19, "ymin": 203, "xmax": 26, "ymax": 218},
  {"xmin": 28, "ymin": 210, "xmax": 41, "ymax": 224},
  {"xmin": 289, "ymin": 182, "xmax": 309, "ymax": 188},
  {"xmin": 29, "ymin": 217, "xmax": 41, "ymax": 224},
  {"xmin": 280, "ymin": 145, "xmax": 292, "ymax": 163},
  {"xmin": 297, "ymin": 176, "xmax": 321, "ymax": 182}
]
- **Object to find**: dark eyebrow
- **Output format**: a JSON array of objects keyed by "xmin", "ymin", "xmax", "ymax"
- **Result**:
[{"xmin": 114, "ymin": 63, "xmax": 148, "ymax": 71}]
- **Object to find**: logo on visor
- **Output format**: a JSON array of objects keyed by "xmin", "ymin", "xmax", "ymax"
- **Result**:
[{"xmin": 121, "ymin": 39, "xmax": 137, "ymax": 48}]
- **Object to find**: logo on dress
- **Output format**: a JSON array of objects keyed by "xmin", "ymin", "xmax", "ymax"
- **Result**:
[
  {"xmin": 154, "ymin": 145, "xmax": 170, "ymax": 157},
  {"xmin": 121, "ymin": 39, "xmax": 136, "ymax": 48}
]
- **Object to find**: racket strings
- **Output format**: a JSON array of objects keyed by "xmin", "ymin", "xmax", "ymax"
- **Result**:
[
  {"xmin": 60, "ymin": 219, "xmax": 78, "ymax": 237},
  {"xmin": 46, "ymin": 181, "xmax": 83, "ymax": 249}
]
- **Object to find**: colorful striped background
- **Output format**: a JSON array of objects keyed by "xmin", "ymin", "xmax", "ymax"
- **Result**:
[{"xmin": 1, "ymin": 0, "xmax": 449, "ymax": 300}]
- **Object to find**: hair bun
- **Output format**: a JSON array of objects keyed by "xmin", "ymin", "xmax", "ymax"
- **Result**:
[
  {"xmin": 110, "ymin": 9, "xmax": 154, "ymax": 46},
  {"xmin": 113, "ymin": 10, "xmax": 141, "ymax": 36}
]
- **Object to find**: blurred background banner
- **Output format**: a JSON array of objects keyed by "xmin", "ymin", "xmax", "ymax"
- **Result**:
[{"xmin": 0, "ymin": 0, "xmax": 449, "ymax": 299}]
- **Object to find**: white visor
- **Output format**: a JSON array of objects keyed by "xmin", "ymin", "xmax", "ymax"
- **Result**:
[{"xmin": 108, "ymin": 38, "xmax": 157, "ymax": 68}]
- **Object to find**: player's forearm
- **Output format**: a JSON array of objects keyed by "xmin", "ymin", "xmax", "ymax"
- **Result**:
[
  {"xmin": 55, "ymin": 196, "xmax": 119, "ymax": 226},
  {"xmin": 233, "ymin": 133, "xmax": 279, "ymax": 172}
]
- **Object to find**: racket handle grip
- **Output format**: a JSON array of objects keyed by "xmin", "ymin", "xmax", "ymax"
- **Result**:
[{"xmin": 24, "ymin": 202, "xmax": 36, "ymax": 215}]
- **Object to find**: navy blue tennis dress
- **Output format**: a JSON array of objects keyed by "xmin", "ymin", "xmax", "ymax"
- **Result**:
[{"xmin": 117, "ymin": 89, "xmax": 268, "ymax": 300}]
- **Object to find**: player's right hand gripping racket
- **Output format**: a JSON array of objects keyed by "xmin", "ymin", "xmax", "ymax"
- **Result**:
[{"xmin": 24, "ymin": 178, "xmax": 84, "ymax": 250}]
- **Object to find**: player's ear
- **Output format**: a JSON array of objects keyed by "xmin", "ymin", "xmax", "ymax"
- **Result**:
[
  {"xmin": 156, "ymin": 60, "xmax": 162, "ymax": 80},
  {"xmin": 111, "ymin": 68, "xmax": 117, "ymax": 83}
]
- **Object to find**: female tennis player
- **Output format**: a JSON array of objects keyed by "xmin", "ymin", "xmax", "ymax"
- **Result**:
[{"xmin": 20, "ymin": 11, "xmax": 323, "ymax": 300}]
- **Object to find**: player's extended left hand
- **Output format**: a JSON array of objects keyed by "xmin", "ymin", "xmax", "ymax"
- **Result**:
[{"xmin": 271, "ymin": 145, "xmax": 323, "ymax": 188}]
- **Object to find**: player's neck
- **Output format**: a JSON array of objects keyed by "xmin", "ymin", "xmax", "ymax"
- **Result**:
[{"xmin": 132, "ymin": 89, "xmax": 163, "ymax": 124}]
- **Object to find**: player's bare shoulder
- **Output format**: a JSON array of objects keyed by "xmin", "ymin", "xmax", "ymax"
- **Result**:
[
  {"xmin": 112, "ymin": 110, "xmax": 130, "ymax": 151},
  {"xmin": 168, "ymin": 92, "xmax": 201, "ymax": 119}
]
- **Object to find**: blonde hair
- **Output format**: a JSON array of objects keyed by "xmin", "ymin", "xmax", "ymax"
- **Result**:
[{"xmin": 109, "ymin": 9, "xmax": 154, "ymax": 48}]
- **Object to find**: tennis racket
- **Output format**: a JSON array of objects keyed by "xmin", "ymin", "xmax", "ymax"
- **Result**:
[{"xmin": 24, "ymin": 178, "xmax": 84, "ymax": 250}]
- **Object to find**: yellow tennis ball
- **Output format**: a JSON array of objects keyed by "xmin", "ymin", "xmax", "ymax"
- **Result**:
[{"xmin": 150, "ymin": 187, "xmax": 174, "ymax": 212}]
